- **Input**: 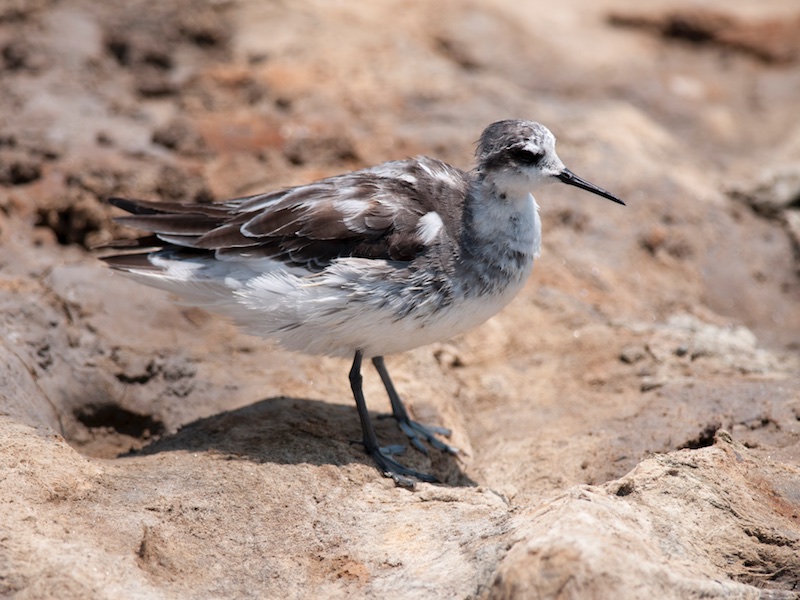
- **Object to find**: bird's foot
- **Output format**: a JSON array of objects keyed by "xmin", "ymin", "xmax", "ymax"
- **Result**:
[
  {"xmin": 380, "ymin": 444, "xmax": 406, "ymax": 456},
  {"xmin": 380, "ymin": 415, "xmax": 459, "ymax": 456},
  {"xmin": 367, "ymin": 442, "xmax": 439, "ymax": 487}
]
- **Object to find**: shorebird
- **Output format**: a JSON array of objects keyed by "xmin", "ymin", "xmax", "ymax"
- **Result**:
[{"xmin": 103, "ymin": 119, "xmax": 624, "ymax": 486}]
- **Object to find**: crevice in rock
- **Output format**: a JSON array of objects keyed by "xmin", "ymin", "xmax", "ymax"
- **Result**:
[
  {"xmin": 679, "ymin": 422, "xmax": 721, "ymax": 450},
  {"xmin": 75, "ymin": 402, "xmax": 164, "ymax": 439}
]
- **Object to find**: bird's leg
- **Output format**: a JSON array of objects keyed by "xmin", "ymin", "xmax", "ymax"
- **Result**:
[
  {"xmin": 371, "ymin": 356, "xmax": 459, "ymax": 456},
  {"xmin": 349, "ymin": 350, "xmax": 438, "ymax": 486}
]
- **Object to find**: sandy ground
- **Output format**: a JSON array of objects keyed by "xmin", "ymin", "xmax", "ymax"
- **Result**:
[{"xmin": 1, "ymin": 0, "xmax": 800, "ymax": 597}]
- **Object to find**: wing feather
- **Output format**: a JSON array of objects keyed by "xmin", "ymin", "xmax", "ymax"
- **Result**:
[{"xmin": 104, "ymin": 157, "xmax": 468, "ymax": 272}]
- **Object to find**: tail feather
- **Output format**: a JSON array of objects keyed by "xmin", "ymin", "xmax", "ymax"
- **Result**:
[
  {"xmin": 108, "ymin": 197, "xmax": 161, "ymax": 215},
  {"xmin": 93, "ymin": 234, "xmax": 161, "ymax": 251},
  {"xmin": 102, "ymin": 197, "xmax": 222, "ymax": 263},
  {"xmin": 101, "ymin": 253, "xmax": 162, "ymax": 271},
  {"xmin": 113, "ymin": 213, "xmax": 221, "ymax": 236},
  {"xmin": 108, "ymin": 197, "xmax": 230, "ymax": 218}
]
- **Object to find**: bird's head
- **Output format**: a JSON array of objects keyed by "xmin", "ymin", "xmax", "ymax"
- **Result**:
[{"xmin": 476, "ymin": 120, "xmax": 624, "ymax": 205}]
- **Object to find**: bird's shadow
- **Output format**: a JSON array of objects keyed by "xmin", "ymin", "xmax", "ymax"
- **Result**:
[{"xmin": 129, "ymin": 396, "xmax": 476, "ymax": 487}]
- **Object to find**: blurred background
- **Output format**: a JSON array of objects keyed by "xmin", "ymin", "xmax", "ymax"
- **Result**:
[{"xmin": 1, "ymin": 0, "xmax": 799, "ymax": 597}]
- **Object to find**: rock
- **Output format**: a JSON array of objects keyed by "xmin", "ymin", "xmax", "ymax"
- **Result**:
[
  {"xmin": 1, "ymin": 0, "xmax": 800, "ymax": 597},
  {"xmin": 488, "ymin": 432, "xmax": 800, "ymax": 599},
  {"xmin": 728, "ymin": 166, "xmax": 800, "ymax": 218}
]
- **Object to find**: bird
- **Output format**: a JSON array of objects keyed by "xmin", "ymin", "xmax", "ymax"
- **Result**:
[{"xmin": 102, "ymin": 119, "xmax": 624, "ymax": 486}]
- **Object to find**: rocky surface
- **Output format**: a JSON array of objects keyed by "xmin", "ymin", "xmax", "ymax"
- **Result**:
[{"xmin": 1, "ymin": 0, "xmax": 799, "ymax": 598}]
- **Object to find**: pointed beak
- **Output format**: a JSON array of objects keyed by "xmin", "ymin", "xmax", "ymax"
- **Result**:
[{"xmin": 557, "ymin": 169, "xmax": 625, "ymax": 205}]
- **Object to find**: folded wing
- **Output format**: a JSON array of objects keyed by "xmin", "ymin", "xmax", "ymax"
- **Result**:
[{"xmin": 103, "ymin": 157, "xmax": 468, "ymax": 273}]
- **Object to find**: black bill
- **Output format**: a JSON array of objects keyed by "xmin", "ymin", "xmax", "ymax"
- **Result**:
[{"xmin": 557, "ymin": 169, "xmax": 625, "ymax": 205}]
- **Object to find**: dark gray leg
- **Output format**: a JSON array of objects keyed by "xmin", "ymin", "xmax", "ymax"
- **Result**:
[
  {"xmin": 371, "ymin": 356, "xmax": 458, "ymax": 455},
  {"xmin": 349, "ymin": 350, "xmax": 438, "ymax": 486}
]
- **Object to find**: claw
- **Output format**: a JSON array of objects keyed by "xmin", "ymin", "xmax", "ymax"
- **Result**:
[
  {"xmin": 369, "ymin": 445, "xmax": 439, "ymax": 487},
  {"xmin": 397, "ymin": 418, "xmax": 459, "ymax": 455},
  {"xmin": 380, "ymin": 444, "xmax": 406, "ymax": 456}
]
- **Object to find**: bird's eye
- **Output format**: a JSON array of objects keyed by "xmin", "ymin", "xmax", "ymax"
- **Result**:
[{"xmin": 509, "ymin": 148, "xmax": 545, "ymax": 165}]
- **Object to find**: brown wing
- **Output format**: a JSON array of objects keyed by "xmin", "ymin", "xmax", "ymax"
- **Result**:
[{"xmin": 105, "ymin": 157, "xmax": 469, "ymax": 272}]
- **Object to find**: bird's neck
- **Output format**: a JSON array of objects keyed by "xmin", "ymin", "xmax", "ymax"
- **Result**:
[{"xmin": 456, "ymin": 179, "xmax": 541, "ymax": 293}]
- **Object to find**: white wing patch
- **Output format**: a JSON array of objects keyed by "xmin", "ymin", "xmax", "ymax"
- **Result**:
[
  {"xmin": 418, "ymin": 159, "xmax": 459, "ymax": 186},
  {"xmin": 416, "ymin": 211, "xmax": 444, "ymax": 245},
  {"xmin": 395, "ymin": 172, "xmax": 417, "ymax": 185},
  {"xmin": 332, "ymin": 198, "xmax": 366, "ymax": 218}
]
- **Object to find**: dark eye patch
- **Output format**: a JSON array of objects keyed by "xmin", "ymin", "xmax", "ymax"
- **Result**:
[{"xmin": 508, "ymin": 147, "xmax": 545, "ymax": 166}]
